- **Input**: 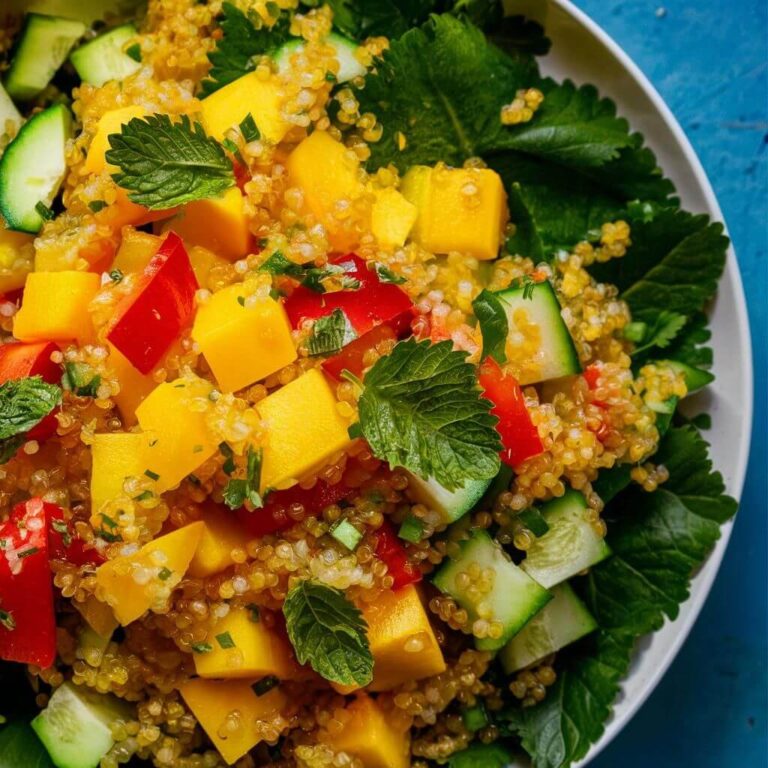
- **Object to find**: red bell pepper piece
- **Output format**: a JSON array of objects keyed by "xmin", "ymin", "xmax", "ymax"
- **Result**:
[
  {"xmin": 0, "ymin": 498, "xmax": 56, "ymax": 668},
  {"xmin": 479, "ymin": 357, "xmax": 544, "ymax": 468},
  {"xmin": 106, "ymin": 231, "xmax": 198, "ymax": 374},
  {"xmin": 47, "ymin": 505, "xmax": 105, "ymax": 567},
  {"xmin": 322, "ymin": 322, "xmax": 398, "ymax": 381},
  {"xmin": 374, "ymin": 521, "xmax": 421, "ymax": 589},
  {"xmin": 235, "ymin": 480, "xmax": 355, "ymax": 538},
  {"xmin": 284, "ymin": 254, "xmax": 414, "ymax": 339}
]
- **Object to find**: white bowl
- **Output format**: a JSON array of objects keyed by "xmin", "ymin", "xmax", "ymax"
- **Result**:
[{"xmin": 509, "ymin": 1, "xmax": 754, "ymax": 763}]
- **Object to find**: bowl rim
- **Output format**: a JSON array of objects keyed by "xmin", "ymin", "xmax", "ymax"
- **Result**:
[{"xmin": 545, "ymin": 0, "xmax": 755, "ymax": 763}]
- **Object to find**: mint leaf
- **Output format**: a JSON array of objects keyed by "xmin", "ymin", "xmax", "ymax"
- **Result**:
[
  {"xmin": 322, "ymin": 0, "xmax": 437, "ymax": 39},
  {"xmin": 629, "ymin": 310, "xmax": 687, "ymax": 358},
  {"xmin": 661, "ymin": 311, "xmax": 713, "ymax": 369},
  {"xmin": 487, "ymin": 14, "xmax": 551, "ymax": 57},
  {"xmin": 61, "ymin": 362, "xmax": 101, "ymax": 397},
  {"xmin": 222, "ymin": 446, "xmax": 263, "ymax": 509},
  {"xmin": 0, "ymin": 376, "xmax": 61, "ymax": 440},
  {"xmin": 358, "ymin": 339, "xmax": 501, "ymax": 491},
  {"xmin": 447, "ymin": 742, "xmax": 514, "ymax": 768},
  {"xmin": 282, "ymin": 580, "xmax": 373, "ymax": 686},
  {"xmin": 106, "ymin": 114, "xmax": 234, "ymax": 210},
  {"xmin": 0, "ymin": 721, "xmax": 54, "ymax": 768},
  {"xmin": 307, "ymin": 309, "xmax": 357, "ymax": 356},
  {"xmin": 472, "ymin": 289, "xmax": 508, "ymax": 363},
  {"xmin": 504, "ymin": 181, "xmax": 544, "ymax": 260},
  {"xmin": 374, "ymin": 262, "xmax": 406, "ymax": 284}
]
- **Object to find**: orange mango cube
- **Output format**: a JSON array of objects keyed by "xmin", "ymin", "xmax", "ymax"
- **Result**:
[
  {"xmin": 107, "ymin": 344, "xmax": 157, "ymax": 426},
  {"xmin": 188, "ymin": 506, "xmax": 249, "ymax": 578},
  {"xmin": 0, "ymin": 224, "xmax": 34, "ymax": 293},
  {"xmin": 371, "ymin": 188, "xmax": 417, "ymax": 248},
  {"xmin": 113, "ymin": 228, "xmax": 161, "ymax": 274},
  {"xmin": 90, "ymin": 432, "xmax": 152, "ymax": 514}
]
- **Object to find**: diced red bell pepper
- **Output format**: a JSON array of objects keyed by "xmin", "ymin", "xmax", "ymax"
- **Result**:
[
  {"xmin": 47, "ymin": 505, "xmax": 105, "ymax": 567},
  {"xmin": 323, "ymin": 322, "xmax": 398, "ymax": 381},
  {"xmin": 374, "ymin": 521, "xmax": 421, "ymax": 589},
  {"xmin": 0, "ymin": 498, "xmax": 56, "ymax": 668},
  {"xmin": 479, "ymin": 357, "xmax": 544, "ymax": 468},
  {"xmin": 284, "ymin": 254, "xmax": 414, "ymax": 339},
  {"xmin": 106, "ymin": 231, "xmax": 198, "ymax": 374},
  {"xmin": 235, "ymin": 480, "xmax": 355, "ymax": 538}
]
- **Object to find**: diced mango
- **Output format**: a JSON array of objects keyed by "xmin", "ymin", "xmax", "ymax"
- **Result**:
[
  {"xmin": 108, "ymin": 344, "xmax": 157, "ymax": 426},
  {"xmin": 200, "ymin": 72, "xmax": 289, "ymax": 144},
  {"xmin": 193, "ymin": 606, "xmax": 302, "ymax": 680},
  {"xmin": 95, "ymin": 523, "xmax": 204, "ymax": 625},
  {"xmin": 371, "ymin": 188, "xmax": 417, "ymax": 248},
  {"xmin": 166, "ymin": 188, "xmax": 251, "ymax": 261},
  {"xmin": 113, "ymin": 228, "xmax": 161, "ymax": 274},
  {"xmin": 180, "ymin": 679, "xmax": 287, "ymax": 765},
  {"xmin": 192, "ymin": 286, "xmax": 297, "ymax": 393},
  {"xmin": 95, "ymin": 187, "xmax": 174, "ymax": 231},
  {"xmin": 14, "ymin": 271, "xmax": 100, "ymax": 343},
  {"xmin": 188, "ymin": 506, "xmax": 249, "ymax": 578},
  {"xmin": 402, "ymin": 165, "xmax": 508, "ymax": 260},
  {"xmin": 257, "ymin": 369, "xmax": 351, "ymax": 492},
  {"xmin": 73, "ymin": 595, "xmax": 119, "ymax": 639},
  {"xmin": 286, "ymin": 131, "xmax": 368, "ymax": 250},
  {"xmin": 0, "ymin": 224, "xmax": 34, "ymax": 294},
  {"xmin": 135, "ymin": 378, "xmax": 218, "ymax": 492},
  {"xmin": 85, "ymin": 105, "xmax": 147, "ymax": 175},
  {"xmin": 322, "ymin": 694, "xmax": 410, "ymax": 768},
  {"xmin": 90, "ymin": 432, "xmax": 152, "ymax": 514},
  {"xmin": 187, "ymin": 245, "xmax": 230, "ymax": 289}
]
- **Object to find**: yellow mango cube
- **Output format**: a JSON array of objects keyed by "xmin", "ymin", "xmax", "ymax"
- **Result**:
[
  {"xmin": 201, "ymin": 72, "xmax": 289, "ymax": 144},
  {"xmin": 188, "ymin": 506, "xmax": 249, "ymax": 578},
  {"xmin": 95, "ymin": 523, "xmax": 204, "ymax": 625},
  {"xmin": 73, "ymin": 595, "xmax": 119, "ymax": 639},
  {"xmin": 108, "ymin": 344, "xmax": 157, "ymax": 426},
  {"xmin": 14, "ymin": 271, "xmax": 100, "ymax": 344},
  {"xmin": 192, "ymin": 286, "xmax": 297, "ymax": 393},
  {"xmin": 402, "ymin": 165, "xmax": 508, "ymax": 260},
  {"xmin": 113, "ymin": 228, "xmax": 161, "ymax": 274},
  {"xmin": 166, "ymin": 188, "xmax": 251, "ymax": 261},
  {"xmin": 0, "ymin": 224, "xmax": 34, "ymax": 293},
  {"xmin": 85, "ymin": 105, "xmax": 147, "ymax": 175},
  {"xmin": 286, "ymin": 131, "xmax": 368, "ymax": 251},
  {"xmin": 322, "ymin": 694, "xmax": 410, "ymax": 768},
  {"xmin": 135, "ymin": 378, "xmax": 218, "ymax": 492},
  {"xmin": 180, "ymin": 679, "xmax": 287, "ymax": 765},
  {"xmin": 257, "ymin": 369, "xmax": 351, "ymax": 492},
  {"xmin": 194, "ymin": 606, "xmax": 301, "ymax": 680},
  {"xmin": 90, "ymin": 432, "xmax": 152, "ymax": 514},
  {"xmin": 187, "ymin": 245, "xmax": 230, "ymax": 289},
  {"xmin": 371, "ymin": 188, "xmax": 417, "ymax": 248}
]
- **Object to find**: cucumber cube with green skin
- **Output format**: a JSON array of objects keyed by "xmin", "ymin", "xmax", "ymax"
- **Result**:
[
  {"xmin": 274, "ymin": 32, "xmax": 365, "ymax": 83},
  {"xmin": 432, "ymin": 528, "xmax": 551, "ymax": 652},
  {"xmin": 495, "ymin": 280, "xmax": 582, "ymax": 384},
  {"xmin": 70, "ymin": 24, "xmax": 141, "ymax": 87},
  {"xmin": 500, "ymin": 582, "xmax": 597, "ymax": 673},
  {"xmin": 658, "ymin": 359, "xmax": 715, "ymax": 393},
  {"xmin": 521, "ymin": 489, "xmax": 611, "ymax": 589},
  {"xmin": 406, "ymin": 473, "xmax": 491, "ymax": 525},
  {"xmin": 0, "ymin": 82, "xmax": 22, "ymax": 141}
]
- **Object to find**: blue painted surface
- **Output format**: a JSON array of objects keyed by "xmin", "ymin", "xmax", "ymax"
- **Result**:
[{"xmin": 574, "ymin": 1, "xmax": 768, "ymax": 766}]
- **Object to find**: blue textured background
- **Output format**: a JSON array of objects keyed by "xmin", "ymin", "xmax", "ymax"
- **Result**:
[{"xmin": 575, "ymin": 1, "xmax": 768, "ymax": 766}]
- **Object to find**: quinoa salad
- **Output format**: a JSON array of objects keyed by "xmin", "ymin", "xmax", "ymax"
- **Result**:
[{"xmin": 0, "ymin": 3, "xmax": 736, "ymax": 768}]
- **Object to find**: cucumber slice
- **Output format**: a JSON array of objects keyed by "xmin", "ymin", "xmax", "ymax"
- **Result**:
[
  {"xmin": 495, "ymin": 281, "xmax": 582, "ymax": 384},
  {"xmin": 0, "ymin": 82, "xmax": 22, "ymax": 144},
  {"xmin": 500, "ymin": 582, "xmax": 597, "ymax": 672},
  {"xmin": 521, "ymin": 489, "xmax": 611, "ymax": 589},
  {"xmin": 406, "ymin": 473, "xmax": 491, "ymax": 525},
  {"xmin": 659, "ymin": 359, "xmax": 715, "ymax": 394},
  {"xmin": 31, "ymin": 682, "xmax": 132, "ymax": 768},
  {"xmin": 70, "ymin": 24, "xmax": 141, "ymax": 86},
  {"xmin": 4, "ymin": 14, "xmax": 86, "ymax": 101},
  {"xmin": 433, "ymin": 528, "xmax": 551, "ymax": 651},
  {"xmin": 5, "ymin": 0, "xmax": 143, "ymax": 25},
  {"xmin": 274, "ymin": 32, "xmax": 366, "ymax": 83},
  {"xmin": 0, "ymin": 104, "xmax": 72, "ymax": 233}
]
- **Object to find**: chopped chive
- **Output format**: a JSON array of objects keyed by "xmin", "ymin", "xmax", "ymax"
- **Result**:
[
  {"xmin": 134, "ymin": 490, "xmax": 153, "ymax": 502},
  {"xmin": 191, "ymin": 642, "xmax": 213, "ymax": 654},
  {"xmin": 325, "ymin": 71, "xmax": 338, "ymax": 83},
  {"xmin": 158, "ymin": 567, "xmax": 172, "ymax": 581},
  {"xmin": 398, "ymin": 514, "xmax": 424, "ymax": 544},
  {"xmin": 35, "ymin": 201, "xmax": 54, "ymax": 221},
  {"xmin": 252, "ymin": 675, "xmax": 279, "ymax": 696},
  {"xmin": 216, "ymin": 631, "xmax": 236, "ymax": 649},
  {"xmin": 108, "ymin": 268, "xmax": 124, "ymax": 283},
  {"xmin": 96, "ymin": 528, "xmax": 122, "ymax": 543},
  {"xmin": 17, "ymin": 547, "xmax": 39, "ymax": 559},
  {"xmin": 144, "ymin": 469, "xmax": 160, "ymax": 481},
  {"xmin": 0, "ymin": 539, "xmax": 6, "ymax": 550},
  {"xmin": 347, "ymin": 422, "xmax": 363, "ymax": 439},
  {"xmin": 0, "ymin": 609, "xmax": 15, "ymax": 631},
  {"xmin": 192, "ymin": 444, "xmax": 204, "ymax": 453},
  {"xmin": 125, "ymin": 42, "xmax": 142, "ymax": 62},
  {"xmin": 100, "ymin": 513, "xmax": 118, "ymax": 529},
  {"xmin": 239, "ymin": 112, "xmax": 260, "ymax": 143},
  {"xmin": 88, "ymin": 200, "xmax": 107, "ymax": 213},
  {"xmin": 329, "ymin": 518, "xmax": 362, "ymax": 551},
  {"xmin": 246, "ymin": 603, "xmax": 260, "ymax": 623},
  {"xmin": 188, "ymin": 474, "xmax": 201, "ymax": 486}
]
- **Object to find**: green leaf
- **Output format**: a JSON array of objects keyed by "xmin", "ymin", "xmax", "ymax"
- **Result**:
[
  {"xmin": 106, "ymin": 114, "xmax": 235, "ymax": 210},
  {"xmin": 222, "ymin": 446, "xmax": 263, "ymax": 509},
  {"xmin": 374, "ymin": 262, "xmax": 406, "ymax": 284},
  {"xmin": 487, "ymin": 14, "xmax": 551, "ymax": 57},
  {"xmin": 629, "ymin": 310, "xmax": 687, "ymax": 358},
  {"xmin": 447, "ymin": 742, "xmax": 513, "ymax": 768},
  {"xmin": 0, "ymin": 721, "xmax": 54, "ymax": 768},
  {"xmin": 509, "ymin": 426, "xmax": 737, "ymax": 768},
  {"xmin": 258, "ymin": 250, "xmax": 305, "ymax": 277},
  {"xmin": 201, "ymin": 2, "xmax": 293, "ymax": 95},
  {"xmin": 320, "ymin": 0, "xmax": 437, "ymax": 40},
  {"xmin": 504, "ymin": 182, "xmax": 544, "ymax": 260},
  {"xmin": 472, "ymin": 289, "xmax": 508, "ymax": 363},
  {"xmin": 661, "ymin": 311, "xmax": 713, "ymax": 369},
  {"xmin": 0, "ymin": 435, "xmax": 25, "ymax": 465},
  {"xmin": 357, "ymin": 338, "xmax": 501, "ymax": 491},
  {"xmin": 282, "ymin": 580, "xmax": 373, "ymax": 686},
  {"xmin": 0, "ymin": 376, "xmax": 61, "ymax": 441},
  {"xmin": 307, "ymin": 309, "xmax": 358, "ymax": 356},
  {"xmin": 61, "ymin": 362, "xmax": 101, "ymax": 397}
]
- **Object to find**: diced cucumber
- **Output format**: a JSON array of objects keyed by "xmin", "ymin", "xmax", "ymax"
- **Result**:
[
  {"xmin": 0, "ymin": 82, "xmax": 22, "ymax": 144},
  {"xmin": 76, "ymin": 624, "xmax": 112, "ymax": 666},
  {"xmin": 274, "ymin": 32, "xmax": 366, "ymax": 83},
  {"xmin": 432, "ymin": 528, "xmax": 551, "ymax": 651},
  {"xmin": 500, "ymin": 582, "xmax": 597, "ymax": 672},
  {"xmin": 496, "ymin": 281, "xmax": 582, "ymax": 384},
  {"xmin": 4, "ymin": 14, "xmax": 86, "ymax": 101},
  {"xmin": 0, "ymin": 103, "xmax": 72, "ymax": 233},
  {"xmin": 70, "ymin": 24, "xmax": 141, "ymax": 86},
  {"xmin": 407, "ymin": 473, "xmax": 491, "ymax": 525},
  {"xmin": 31, "ymin": 682, "xmax": 132, "ymax": 768},
  {"xmin": 521, "ymin": 489, "xmax": 611, "ymax": 589},
  {"xmin": 659, "ymin": 359, "xmax": 715, "ymax": 394}
]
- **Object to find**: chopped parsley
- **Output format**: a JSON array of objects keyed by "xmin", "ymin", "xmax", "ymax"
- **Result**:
[{"xmin": 373, "ymin": 262, "xmax": 406, "ymax": 284}]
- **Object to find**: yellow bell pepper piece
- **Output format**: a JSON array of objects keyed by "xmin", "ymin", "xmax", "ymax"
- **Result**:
[
  {"xmin": 166, "ymin": 188, "xmax": 251, "ymax": 261},
  {"xmin": 186, "ymin": 245, "xmax": 230, "ymax": 289},
  {"xmin": 371, "ymin": 188, "xmax": 417, "ymax": 248},
  {"xmin": 90, "ymin": 432, "xmax": 152, "ymax": 514},
  {"xmin": 179, "ymin": 679, "xmax": 287, "ymax": 765},
  {"xmin": 95, "ymin": 522, "xmax": 204, "ymax": 625},
  {"xmin": 108, "ymin": 344, "xmax": 157, "ymax": 426},
  {"xmin": 286, "ymin": 131, "xmax": 368, "ymax": 251},
  {"xmin": 135, "ymin": 378, "xmax": 218, "ymax": 493},
  {"xmin": 192, "ymin": 286, "xmax": 297, "ymax": 393},
  {"xmin": 200, "ymin": 72, "xmax": 289, "ymax": 144},
  {"xmin": 402, "ymin": 165, "xmax": 508, "ymax": 260},
  {"xmin": 193, "ymin": 606, "xmax": 302, "ymax": 680},
  {"xmin": 14, "ymin": 271, "xmax": 100, "ymax": 344},
  {"xmin": 113, "ymin": 228, "xmax": 161, "ymax": 274},
  {"xmin": 188, "ymin": 507, "xmax": 249, "ymax": 578},
  {"xmin": 85, "ymin": 105, "xmax": 147, "ymax": 175},
  {"xmin": 322, "ymin": 694, "xmax": 410, "ymax": 768},
  {"xmin": 0, "ymin": 224, "xmax": 34, "ymax": 294},
  {"xmin": 257, "ymin": 369, "xmax": 351, "ymax": 492}
]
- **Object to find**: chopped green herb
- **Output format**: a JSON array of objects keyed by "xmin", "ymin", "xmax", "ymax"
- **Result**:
[
  {"xmin": 461, "ymin": 704, "xmax": 488, "ymax": 732},
  {"xmin": 34, "ymin": 201, "xmax": 54, "ymax": 221},
  {"xmin": 246, "ymin": 603, "xmax": 260, "ymax": 623},
  {"xmin": 223, "ymin": 446, "xmax": 263, "ymax": 509},
  {"xmin": 252, "ymin": 675, "xmax": 279, "ymax": 696},
  {"xmin": 622, "ymin": 321, "xmax": 647, "ymax": 343},
  {"xmin": 239, "ymin": 112, "xmax": 261, "ymax": 143},
  {"xmin": 17, "ymin": 547, "xmax": 39, "ymax": 559},
  {"xmin": 51, "ymin": 518, "xmax": 71, "ymax": 548},
  {"xmin": 219, "ymin": 442, "xmax": 236, "ymax": 475},
  {"xmin": 325, "ymin": 71, "xmax": 338, "ymax": 83},
  {"xmin": 0, "ymin": 376, "xmax": 61, "ymax": 465},
  {"xmin": 188, "ymin": 474, "xmax": 201, "ymax": 486},
  {"xmin": 192, "ymin": 444, "xmax": 204, "ymax": 453},
  {"xmin": 330, "ymin": 518, "xmax": 362, "ymax": 551},
  {"xmin": 125, "ymin": 42, "xmax": 142, "ymax": 62},
  {"xmin": 191, "ymin": 642, "xmax": 213, "ymax": 654},
  {"xmin": 62, "ymin": 362, "xmax": 101, "ymax": 397},
  {"xmin": 108, "ymin": 268, "xmax": 124, "ymax": 283},
  {"xmin": 258, "ymin": 250, "xmax": 303, "ymax": 277},
  {"xmin": 158, "ymin": 567, "xmax": 172, "ymax": 581},
  {"xmin": 307, "ymin": 309, "xmax": 357, "ymax": 357},
  {"xmin": 216, "ymin": 631, "xmax": 236, "ymax": 649},
  {"xmin": 144, "ymin": 469, "xmax": 160, "ymax": 481},
  {"xmin": 100, "ymin": 513, "xmax": 118, "ymax": 529},
  {"xmin": 472, "ymin": 289, "xmax": 508, "ymax": 364},
  {"xmin": 397, "ymin": 514, "xmax": 423, "ymax": 544},
  {"xmin": 237, "ymin": 295, "xmax": 246, "ymax": 307},
  {"xmin": 88, "ymin": 199, "xmax": 107, "ymax": 213},
  {"xmin": 517, "ymin": 508, "xmax": 550, "ymax": 538},
  {"xmin": 347, "ymin": 422, "xmax": 363, "ymax": 439},
  {"xmin": 0, "ymin": 609, "xmax": 15, "ymax": 631},
  {"xmin": 374, "ymin": 262, "xmax": 406, "ymax": 284},
  {"xmin": 629, "ymin": 310, "xmax": 687, "ymax": 358}
]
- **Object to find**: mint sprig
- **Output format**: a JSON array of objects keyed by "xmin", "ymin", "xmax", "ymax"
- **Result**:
[
  {"xmin": 472, "ymin": 289, "xmax": 508, "ymax": 364},
  {"xmin": 307, "ymin": 309, "xmax": 357, "ymax": 357},
  {"xmin": 0, "ymin": 375, "xmax": 61, "ymax": 447}
]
